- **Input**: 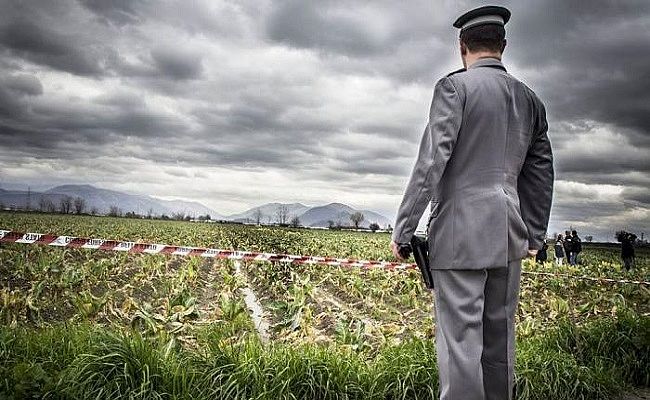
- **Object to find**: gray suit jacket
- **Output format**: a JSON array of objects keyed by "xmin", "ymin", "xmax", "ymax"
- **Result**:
[{"xmin": 392, "ymin": 58, "xmax": 553, "ymax": 270}]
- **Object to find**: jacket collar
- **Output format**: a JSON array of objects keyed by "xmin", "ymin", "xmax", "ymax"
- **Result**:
[{"xmin": 468, "ymin": 57, "xmax": 507, "ymax": 72}]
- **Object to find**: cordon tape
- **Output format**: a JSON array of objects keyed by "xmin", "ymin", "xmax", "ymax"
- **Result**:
[
  {"xmin": 0, "ymin": 229, "xmax": 416, "ymax": 270},
  {"xmin": 1, "ymin": 229, "xmax": 648, "ymax": 286}
]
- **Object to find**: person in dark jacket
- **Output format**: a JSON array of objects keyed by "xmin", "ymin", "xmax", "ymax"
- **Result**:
[
  {"xmin": 618, "ymin": 231, "xmax": 637, "ymax": 271},
  {"xmin": 536, "ymin": 240, "xmax": 548, "ymax": 264},
  {"xmin": 570, "ymin": 230, "xmax": 582, "ymax": 265},
  {"xmin": 554, "ymin": 234, "xmax": 564, "ymax": 265}
]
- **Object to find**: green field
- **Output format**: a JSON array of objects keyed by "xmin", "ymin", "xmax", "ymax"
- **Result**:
[{"xmin": 1, "ymin": 212, "xmax": 648, "ymax": 399}]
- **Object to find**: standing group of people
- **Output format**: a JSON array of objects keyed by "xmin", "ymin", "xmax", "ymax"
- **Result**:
[
  {"xmin": 556, "ymin": 230, "xmax": 582, "ymax": 265},
  {"xmin": 535, "ymin": 229, "xmax": 582, "ymax": 265},
  {"xmin": 538, "ymin": 230, "xmax": 640, "ymax": 272}
]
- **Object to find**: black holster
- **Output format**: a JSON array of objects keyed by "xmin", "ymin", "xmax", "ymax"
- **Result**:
[
  {"xmin": 411, "ymin": 235, "xmax": 433, "ymax": 289},
  {"xmin": 398, "ymin": 235, "xmax": 434, "ymax": 289}
]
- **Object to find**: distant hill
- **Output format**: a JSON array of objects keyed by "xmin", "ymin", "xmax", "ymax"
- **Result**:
[
  {"xmin": 0, "ymin": 185, "xmax": 224, "ymax": 219},
  {"xmin": 297, "ymin": 202, "xmax": 391, "ymax": 228},
  {"xmin": 0, "ymin": 185, "xmax": 391, "ymax": 228},
  {"xmin": 0, "ymin": 188, "xmax": 65, "ymax": 212},
  {"xmin": 227, "ymin": 202, "xmax": 310, "ymax": 223},
  {"xmin": 228, "ymin": 202, "xmax": 391, "ymax": 228}
]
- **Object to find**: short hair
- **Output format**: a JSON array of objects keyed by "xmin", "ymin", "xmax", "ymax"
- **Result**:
[
  {"xmin": 572, "ymin": 230, "xmax": 577, "ymax": 235},
  {"xmin": 460, "ymin": 24, "xmax": 505, "ymax": 53}
]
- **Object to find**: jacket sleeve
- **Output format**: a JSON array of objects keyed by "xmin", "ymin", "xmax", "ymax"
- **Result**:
[
  {"xmin": 392, "ymin": 77, "xmax": 463, "ymax": 244},
  {"xmin": 517, "ymin": 101, "xmax": 554, "ymax": 250}
]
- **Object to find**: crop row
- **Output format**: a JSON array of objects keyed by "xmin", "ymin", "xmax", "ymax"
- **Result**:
[{"xmin": 2, "ymin": 238, "xmax": 648, "ymax": 348}]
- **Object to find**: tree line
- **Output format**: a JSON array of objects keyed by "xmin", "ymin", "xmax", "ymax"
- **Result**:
[
  {"xmin": 33, "ymin": 195, "xmax": 95, "ymax": 215},
  {"xmin": 3, "ymin": 198, "xmax": 385, "ymax": 231}
]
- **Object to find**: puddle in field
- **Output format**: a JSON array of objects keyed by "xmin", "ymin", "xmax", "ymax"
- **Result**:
[{"xmin": 234, "ymin": 261, "xmax": 270, "ymax": 343}]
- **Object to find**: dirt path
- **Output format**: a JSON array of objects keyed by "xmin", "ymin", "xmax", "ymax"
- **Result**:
[
  {"xmin": 234, "ymin": 260, "xmax": 271, "ymax": 343},
  {"xmin": 193, "ymin": 258, "xmax": 223, "ymax": 325}
]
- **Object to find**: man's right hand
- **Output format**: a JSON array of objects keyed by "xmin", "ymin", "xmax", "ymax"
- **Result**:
[
  {"xmin": 390, "ymin": 241, "xmax": 404, "ymax": 261},
  {"xmin": 527, "ymin": 249, "xmax": 538, "ymax": 258}
]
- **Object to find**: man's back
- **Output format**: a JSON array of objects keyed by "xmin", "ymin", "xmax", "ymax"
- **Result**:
[
  {"xmin": 417, "ymin": 58, "xmax": 552, "ymax": 270},
  {"xmin": 444, "ymin": 60, "xmax": 542, "ymax": 184}
]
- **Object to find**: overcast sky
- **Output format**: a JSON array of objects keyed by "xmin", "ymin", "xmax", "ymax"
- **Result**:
[{"xmin": 0, "ymin": 0, "xmax": 648, "ymax": 240}]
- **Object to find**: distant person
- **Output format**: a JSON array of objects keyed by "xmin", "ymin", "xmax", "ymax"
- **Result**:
[
  {"xmin": 536, "ymin": 240, "xmax": 548, "ymax": 263},
  {"xmin": 390, "ymin": 6, "xmax": 553, "ymax": 399},
  {"xmin": 570, "ymin": 230, "xmax": 582, "ymax": 265},
  {"xmin": 618, "ymin": 231, "xmax": 637, "ymax": 271},
  {"xmin": 563, "ymin": 230, "xmax": 572, "ymax": 264},
  {"xmin": 554, "ymin": 234, "xmax": 565, "ymax": 265}
]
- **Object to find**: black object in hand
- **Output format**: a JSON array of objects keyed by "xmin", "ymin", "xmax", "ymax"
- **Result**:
[
  {"xmin": 411, "ymin": 235, "xmax": 434, "ymax": 289},
  {"xmin": 397, "ymin": 243, "xmax": 412, "ymax": 259},
  {"xmin": 397, "ymin": 236, "xmax": 434, "ymax": 289}
]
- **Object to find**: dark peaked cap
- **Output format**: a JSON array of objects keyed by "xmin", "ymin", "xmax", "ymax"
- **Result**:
[{"xmin": 453, "ymin": 5, "xmax": 511, "ymax": 31}]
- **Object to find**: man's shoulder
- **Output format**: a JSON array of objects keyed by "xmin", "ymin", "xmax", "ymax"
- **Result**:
[
  {"xmin": 433, "ymin": 69, "xmax": 465, "ymax": 87},
  {"xmin": 445, "ymin": 68, "xmax": 466, "ymax": 78},
  {"xmin": 432, "ymin": 72, "xmax": 466, "ymax": 98},
  {"xmin": 441, "ymin": 65, "xmax": 523, "ymax": 88},
  {"xmin": 507, "ymin": 74, "xmax": 545, "ymax": 106}
]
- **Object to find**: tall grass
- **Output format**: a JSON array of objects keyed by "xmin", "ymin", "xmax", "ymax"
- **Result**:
[
  {"xmin": 1, "ymin": 309, "xmax": 648, "ymax": 399},
  {"xmin": 514, "ymin": 308, "xmax": 649, "ymax": 399}
]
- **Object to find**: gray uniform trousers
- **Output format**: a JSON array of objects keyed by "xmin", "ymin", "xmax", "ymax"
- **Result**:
[{"xmin": 432, "ymin": 260, "xmax": 521, "ymax": 400}]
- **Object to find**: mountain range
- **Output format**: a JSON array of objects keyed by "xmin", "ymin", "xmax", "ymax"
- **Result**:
[
  {"xmin": 0, "ymin": 185, "xmax": 223, "ymax": 219},
  {"xmin": 0, "ymin": 185, "xmax": 391, "ymax": 228}
]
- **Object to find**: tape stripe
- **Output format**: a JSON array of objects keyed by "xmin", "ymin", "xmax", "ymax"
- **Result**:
[
  {"xmin": 0, "ymin": 229, "xmax": 417, "ymax": 271},
  {"xmin": 1, "ymin": 229, "xmax": 647, "ymax": 285}
]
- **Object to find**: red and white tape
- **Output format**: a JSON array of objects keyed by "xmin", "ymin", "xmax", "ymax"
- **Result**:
[
  {"xmin": 0, "ymin": 230, "xmax": 416, "ymax": 270},
  {"xmin": 1, "ymin": 229, "xmax": 648, "ymax": 285}
]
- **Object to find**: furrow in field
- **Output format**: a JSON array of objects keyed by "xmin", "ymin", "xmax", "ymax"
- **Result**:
[
  {"xmin": 296, "ymin": 264, "xmax": 437, "ymax": 340},
  {"xmin": 311, "ymin": 286, "xmax": 380, "ymax": 327},
  {"xmin": 241, "ymin": 261, "xmax": 334, "ymax": 345},
  {"xmin": 234, "ymin": 260, "xmax": 271, "ymax": 344},
  {"xmin": 193, "ymin": 258, "xmax": 226, "ymax": 324}
]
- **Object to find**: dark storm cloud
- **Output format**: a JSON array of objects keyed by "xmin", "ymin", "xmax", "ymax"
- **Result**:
[
  {"xmin": 557, "ymin": 172, "xmax": 650, "ymax": 192},
  {"xmin": 79, "ymin": 0, "xmax": 144, "ymax": 26},
  {"xmin": 151, "ymin": 47, "xmax": 203, "ymax": 80},
  {"xmin": 2, "ymin": 74, "xmax": 43, "ymax": 96},
  {"xmin": 266, "ymin": 0, "xmax": 392, "ymax": 56},
  {"xmin": 505, "ymin": 0, "xmax": 650, "ymax": 137},
  {"xmin": 265, "ymin": 0, "xmax": 454, "ymax": 83},
  {"xmin": 556, "ymin": 152, "xmax": 650, "ymax": 175},
  {"xmin": 622, "ymin": 187, "xmax": 650, "ymax": 206},
  {"xmin": 0, "ymin": 73, "xmax": 43, "ymax": 118},
  {"xmin": 0, "ymin": 0, "xmax": 647, "ymax": 237},
  {"xmin": 553, "ymin": 201, "xmax": 623, "ymax": 222},
  {"xmin": 0, "ymin": 19, "xmax": 104, "ymax": 76},
  {"xmin": 0, "ymin": 83, "xmax": 188, "ymax": 162}
]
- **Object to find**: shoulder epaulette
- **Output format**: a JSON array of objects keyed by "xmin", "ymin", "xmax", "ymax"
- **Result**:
[{"xmin": 446, "ymin": 68, "xmax": 466, "ymax": 77}]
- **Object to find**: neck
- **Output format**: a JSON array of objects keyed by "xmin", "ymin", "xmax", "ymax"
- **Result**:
[{"xmin": 463, "ymin": 51, "xmax": 501, "ymax": 68}]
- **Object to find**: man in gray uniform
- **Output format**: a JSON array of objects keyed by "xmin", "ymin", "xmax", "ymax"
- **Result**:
[{"xmin": 390, "ymin": 6, "xmax": 553, "ymax": 400}]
